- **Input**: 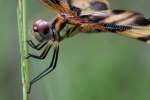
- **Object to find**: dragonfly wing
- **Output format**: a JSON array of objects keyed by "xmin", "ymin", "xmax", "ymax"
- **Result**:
[
  {"xmin": 66, "ymin": 0, "xmax": 111, "ymax": 16},
  {"xmin": 78, "ymin": 9, "xmax": 150, "ymax": 43},
  {"xmin": 100, "ymin": 10, "xmax": 150, "ymax": 43},
  {"xmin": 40, "ymin": 0, "xmax": 75, "ymax": 15},
  {"xmin": 40, "ymin": 0, "xmax": 111, "ymax": 16}
]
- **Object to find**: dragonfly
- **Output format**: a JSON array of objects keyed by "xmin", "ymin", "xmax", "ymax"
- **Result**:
[{"xmin": 26, "ymin": 0, "xmax": 150, "ymax": 93}]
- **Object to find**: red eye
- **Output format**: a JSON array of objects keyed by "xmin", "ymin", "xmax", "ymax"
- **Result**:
[{"xmin": 33, "ymin": 19, "xmax": 50, "ymax": 34}]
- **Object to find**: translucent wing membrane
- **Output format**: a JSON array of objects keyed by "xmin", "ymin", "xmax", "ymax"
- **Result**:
[
  {"xmin": 100, "ymin": 23, "xmax": 150, "ymax": 43},
  {"xmin": 66, "ymin": 0, "xmax": 111, "ymax": 16},
  {"xmin": 40, "ymin": 0, "xmax": 75, "ymax": 15},
  {"xmin": 101, "ymin": 10, "xmax": 150, "ymax": 43},
  {"xmin": 41, "ymin": 0, "xmax": 111, "ymax": 16},
  {"xmin": 78, "ymin": 9, "xmax": 150, "ymax": 43},
  {"xmin": 117, "ymin": 25, "xmax": 150, "ymax": 43}
]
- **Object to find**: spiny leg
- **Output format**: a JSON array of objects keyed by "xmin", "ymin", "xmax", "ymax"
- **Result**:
[
  {"xmin": 26, "ymin": 43, "xmax": 52, "ymax": 60},
  {"xmin": 27, "ymin": 40, "xmax": 48, "ymax": 50},
  {"xmin": 30, "ymin": 46, "xmax": 59, "ymax": 84},
  {"xmin": 28, "ymin": 46, "xmax": 59, "ymax": 94}
]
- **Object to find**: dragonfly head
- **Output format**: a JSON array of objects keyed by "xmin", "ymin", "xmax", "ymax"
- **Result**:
[{"xmin": 32, "ymin": 19, "xmax": 53, "ymax": 42}]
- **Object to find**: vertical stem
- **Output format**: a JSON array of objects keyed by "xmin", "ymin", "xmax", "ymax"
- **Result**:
[{"xmin": 17, "ymin": 0, "xmax": 29, "ymax": 100}]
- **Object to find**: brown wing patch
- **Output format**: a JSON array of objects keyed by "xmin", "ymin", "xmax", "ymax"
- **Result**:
[
  {"xmin": 66, "ymin": 0, "xmax": 111, "ymax": 16},
  {"xmin": 102, "ymin": 11, "xmax": 134, "ymax": 24},
  {"xmin": 40, "ymin": 0, "xmax": 75, "ymax": 15},
  {"xmin": 118, "ymin": 26, "xmax": 150, "ymax": 43},
  {"xmin": 98, "ymin": 9, "xmax": 150, "ymax": 43},
  {"xmin": 90, "ymin": 0, "xmax": 111, "ymax": 11},
  {"xmin": 133, "ymin": 16, "xmax": 150, "ymax": 26},
  {"xmin": 101, "ymin": 10, "xmax": 150, "ymax": 26}
]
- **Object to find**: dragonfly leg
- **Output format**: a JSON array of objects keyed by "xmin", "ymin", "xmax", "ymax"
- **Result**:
[
  {"xmin": 26, "ymin": 43, "xmax": 52, "ymax": 60},
  {"xmin": 27, "ymin": 40, "xmax": 48, "ymax": 50},
  {"xmin": 27, "ymin": 46, "xmax": 59, "ymax": 94}
]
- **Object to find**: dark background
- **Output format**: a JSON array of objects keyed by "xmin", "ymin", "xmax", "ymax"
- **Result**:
[{"xmin": 0, "ymin": 0, "xmax": 150, "ymax": 100}]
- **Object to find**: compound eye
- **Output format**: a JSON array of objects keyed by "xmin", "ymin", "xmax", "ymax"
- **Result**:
[{"xmin": 33, "ymin": 19, "xmax": 50, "ymax": 35}]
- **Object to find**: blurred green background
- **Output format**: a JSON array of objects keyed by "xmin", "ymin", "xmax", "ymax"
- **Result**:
[{"xmin": 1, "ymin": 0, "xmax": 150, "ymax": 100}]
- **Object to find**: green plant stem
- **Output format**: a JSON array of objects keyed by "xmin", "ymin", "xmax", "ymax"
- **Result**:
[{"xmin": 17, "ymin": 0, "xmax": 29, "ymax": 100}]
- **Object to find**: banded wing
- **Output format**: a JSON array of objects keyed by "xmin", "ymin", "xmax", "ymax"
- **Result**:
[
  {"xmin": 80, "ymin": 9, "xmax": 150, "ymax": 43},
  {"xmin": 67, "ymin": 0, "xmax": 150, "ymax": 43},
  {"xmin": 66, "ymin": 0, "xmax": 111, "ymax": 16},
  {"xmin": 41, "ymin": 0, "xmax": 111, "ymax": 16},
  {"xmin": 40, "ymin": 0, "xmax": 75, "ymax": 15},
  {"xmin": 102, "ymin": 10, "xmax": 150, "ymax": 43}
]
